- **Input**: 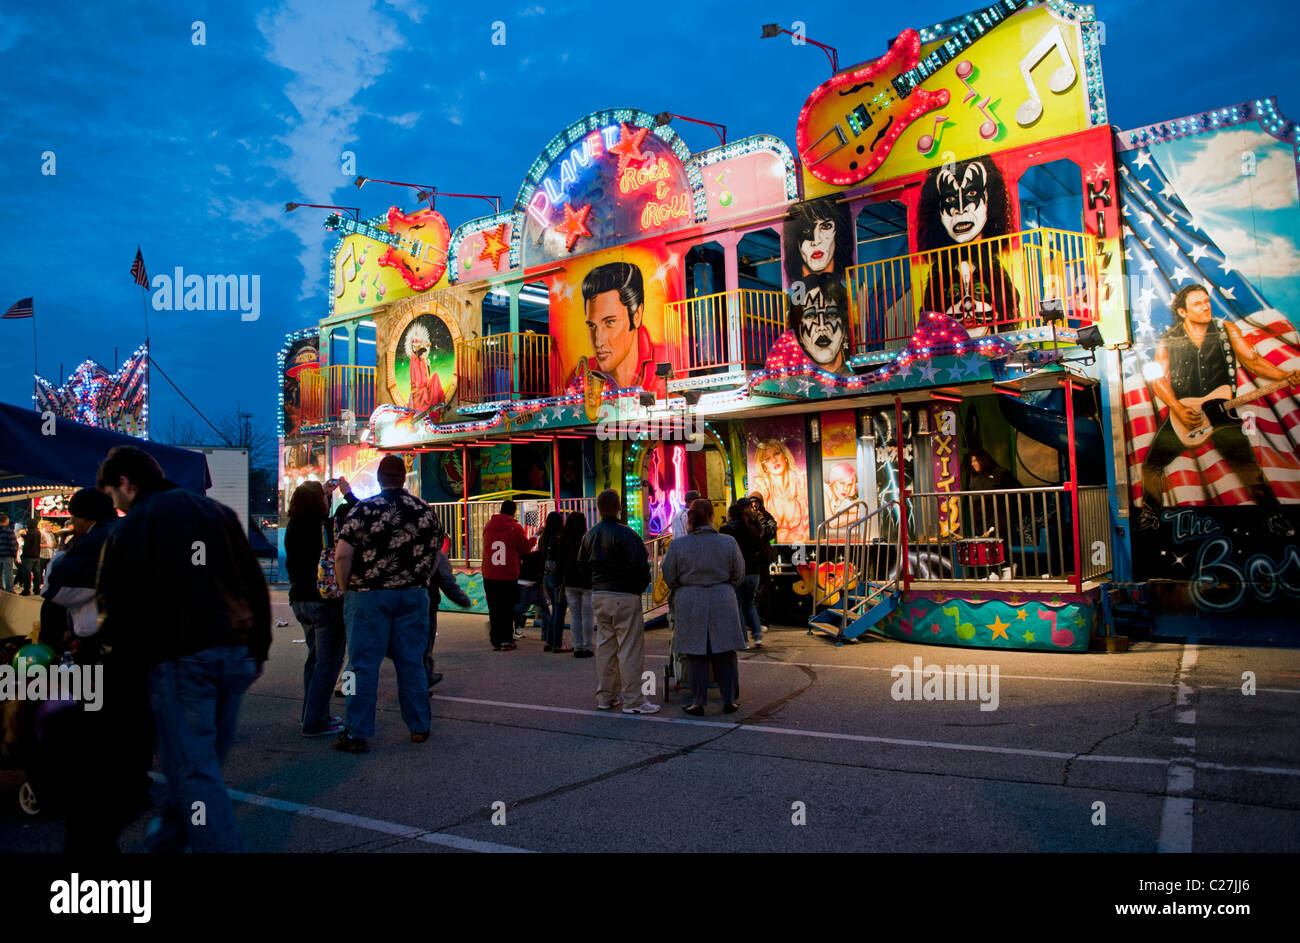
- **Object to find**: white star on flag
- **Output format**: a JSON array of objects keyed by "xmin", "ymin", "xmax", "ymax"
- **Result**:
[
  {"xmin": 1135, "ymin": 210, "xmax": 1154, "ymax": 227},
  {"xmin": 1137, "ymin": 285, "xmax": 1158, "ymax": 306},
  {"xmin": 1140, "ymin": 256, "xmax": 1158, "ymax": 274},
  {"xmin": 1160, "ymin": 181, "xmax": 1177, "ymax": 199},
  {"xmin": 1171, "ymin": 264, "xmax": 1193, "ymax": 282},
  {"xmin": 1141, "ymin": 237, "xmax": 1154, "ymax": 250},
  {"xmin": 1220, "ymin": 285, "xmax": 1237, "ymax": 300},
  {"xmin": 1166, "ymin": 235, "xmax": 1181, "ymax": 256},
  {"xmin": 1188, "ymin": 243, "xmax": 1209, "ymax": 264},
  {"xmin": 1220, "ymin": 258, "xmax": 1234, "ymax": 276},
  {"xmin": 1133, "ymin": 150, "xmax": 1153, "ymax": 170}
]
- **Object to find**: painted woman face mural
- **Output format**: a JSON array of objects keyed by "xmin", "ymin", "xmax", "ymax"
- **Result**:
[{"xmin": 783, "ymin": 197, "xmax": 854, "ymax": 283}]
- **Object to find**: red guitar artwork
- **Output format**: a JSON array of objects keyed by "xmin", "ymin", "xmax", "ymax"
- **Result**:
[
  {"xmin": 796, "ymin": 0, "xmax": 1024, "ymax": 187},
  {"xmin": 325, "ymin": 206, "xmax": 451, "ymax": 291}
]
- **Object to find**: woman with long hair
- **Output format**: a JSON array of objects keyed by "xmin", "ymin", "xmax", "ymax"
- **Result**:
[
  {"xmin": 661, "ymin": 500, "xmax": 745, "ymax": 714},
  {"xmin": 537, "ymin": 511, "xmax": 569, "ymax": 652},
  {"xmin": 285, "ymin": 480, "xmax": 345, "ymax": 737},
  {"xmin": 556, "ymin": 511, "xmax": 594, "ymax": 657},
  {"xmin": 750, "ymin": 438, "xmax": 809, "ymax": 543}
]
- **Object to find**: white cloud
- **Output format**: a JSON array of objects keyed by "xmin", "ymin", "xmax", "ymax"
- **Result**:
[
  {"xmin": 1165, "ymin": 127, "xmax": 1298, "ymax": 214},
  {"xmin": 384, "ymin": 0, "xmax": 428, "ymax": 22},
  {"xmin": 1216, "ymin": 226, "xmax": 1300, "ymax": 279},
  {"xmin": 383, "ymin": 111, "xmax": 421, "ymax": 129},
  {"xmin": 258, "ymin": 0, "xmax": 419, "ymax": 299}
]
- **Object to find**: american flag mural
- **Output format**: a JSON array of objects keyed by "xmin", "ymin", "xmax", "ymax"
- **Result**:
[{"xmin": 1117, "ymin": 145, "xmax": 1300, "ymax": 507}]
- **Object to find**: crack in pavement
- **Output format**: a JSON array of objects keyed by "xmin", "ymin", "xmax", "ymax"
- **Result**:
[{"xmin": 1062, "ymin": 649, "xmax": 1186, "ymax": 788}]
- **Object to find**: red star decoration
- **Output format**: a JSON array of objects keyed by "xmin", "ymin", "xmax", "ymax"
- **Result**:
[
  {"xmin": 553, "ymin": 202, "xmax": 592, "ymax": 253},
  {"xmin": 478, "ymin": 223, "xmax": 509, "ymax": 268},
  {"xmin": 930, "ymin": 623, "xmax": 941, "ymax": 634},
  {"xmin": 608, "ymin": 122, "xmax": 650, "ymax": 176}
]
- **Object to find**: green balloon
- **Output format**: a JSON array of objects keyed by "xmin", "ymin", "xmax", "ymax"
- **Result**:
[{"xmin": 13, "ymin": 643, "xmax": 56, "ymax": 670}]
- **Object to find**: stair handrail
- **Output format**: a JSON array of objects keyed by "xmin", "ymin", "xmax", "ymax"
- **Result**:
[
  {"xmin": 813, "ymin": 499, "xmax": 900, "ymax": 632},
  {"xmin": 813, "ymin": 499, "xmax": 870, "ymax": 610}
]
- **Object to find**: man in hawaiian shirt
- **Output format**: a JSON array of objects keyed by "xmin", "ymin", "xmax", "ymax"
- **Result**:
[{"xmin": 334, "ymin": 454, "xmax": 443, "ymax": 753}]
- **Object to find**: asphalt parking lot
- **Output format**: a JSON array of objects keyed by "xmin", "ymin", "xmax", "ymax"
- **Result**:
[{"xmin": 3, "ymin": 589, "xmax": 1299, "ymax": 853}]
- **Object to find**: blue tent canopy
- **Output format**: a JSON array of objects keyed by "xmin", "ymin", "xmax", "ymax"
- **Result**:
[{"xmin": 0, "ymin": 401, "xmax": 212, "ymax": 499}]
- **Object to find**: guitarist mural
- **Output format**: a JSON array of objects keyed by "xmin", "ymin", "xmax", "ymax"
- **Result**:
[{"xmin": 1117, "ymin": 105, "xmax": 1300, "ymax": 635}]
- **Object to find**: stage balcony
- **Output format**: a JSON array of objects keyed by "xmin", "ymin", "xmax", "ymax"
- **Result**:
[
  {"xmin": 455, "ymin": 332, "xmax": 554, "ymax": 404},
  {"xmin": 665, "ymin": 288, "xmax": 786, "ymax": 377},
  {"xmin": 297, "ymin": 364, "xmax": 375, "ymax": 428},
  {"xmin": 846, "ymin": 227, "xmax": 1101, "ymax": 351}
]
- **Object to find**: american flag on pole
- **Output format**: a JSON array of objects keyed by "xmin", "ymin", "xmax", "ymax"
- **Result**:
[
  {"xmin": 1117, "ymin": 145, "xmax": 1300, "ymax": 508},
  {"xmin": 130, "ymin": 247, "xmax": 149, "ymax": 288},
  {"xmin": 3, "ymin": 297, "xmax": 33, "ymax": 319}
]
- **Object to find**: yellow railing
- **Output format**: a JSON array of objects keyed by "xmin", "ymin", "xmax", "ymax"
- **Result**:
[
  {"xmin": 298, "ymin": 366, "xmax": 327, "ymax": 425},
  {"xmin": 844, "ymin": 227, "xmax": 1100, "ymax": 351},
  {"xmin": 456, "ymin": 333, "xmax": 553, "ymax": 403},
  {"xmin": 297, "ymin": 365, "xmax": 374, "ymax": 425},
  {"xmin": 665, "ymin": 289, "xmax": 786, "ymax": 376}
]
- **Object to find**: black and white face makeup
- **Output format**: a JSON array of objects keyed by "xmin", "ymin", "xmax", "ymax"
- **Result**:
[
  {"xmin": 937, "ymin": 162, "xmax": 990, "ymax": 244},
  {"xmin": 798, "ymin": 294, "xmax": 846, "ymax": 369}
]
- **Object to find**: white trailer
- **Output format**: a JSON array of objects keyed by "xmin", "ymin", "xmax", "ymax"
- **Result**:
[{"xmin": 189, "ymin": 446, "xmax": 250, "ymax": 533}]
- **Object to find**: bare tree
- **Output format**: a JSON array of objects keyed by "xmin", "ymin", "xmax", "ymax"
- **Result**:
[{"xmin": 155, "ymin": 415, "xmax": 202, "ymax": 446}]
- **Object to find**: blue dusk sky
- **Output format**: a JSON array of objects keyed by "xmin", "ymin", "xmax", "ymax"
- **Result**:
[{"xmin": 1, "ymin": 0, "xmax": 1297, "ymax": 458}]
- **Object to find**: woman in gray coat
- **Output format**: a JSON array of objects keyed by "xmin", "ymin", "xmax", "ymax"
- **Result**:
[{"xmin": 661, "ymin": 499, "xmax": 746, "ymax": 715}]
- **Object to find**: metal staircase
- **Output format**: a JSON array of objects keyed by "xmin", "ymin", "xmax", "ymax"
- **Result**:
[{"xmin": 807, "ymin": 499, "xmax": 902, "ymax": 645}]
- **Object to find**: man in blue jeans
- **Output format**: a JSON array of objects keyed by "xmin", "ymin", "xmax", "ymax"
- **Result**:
[
  {"xmin": 97, "ymin": 446, "xmax": 270, "ymax": 853},
  {"xmin": 334, "ymin": 455, "xmax": 440, "ymax": 753}
]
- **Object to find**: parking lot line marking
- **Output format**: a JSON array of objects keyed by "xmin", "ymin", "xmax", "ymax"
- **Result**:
[
  {"xmin": 226, "ymin": 788, "xmax": 534, "ymax": 854},
  {"xmin": 642, "ymin": 653, "xmax": 1204, "ymax": 691},
  {"xmin": 1160, "ymin": 646, "xmax": 1199, "ymax": 853},
  {"xmin": 431, "ymin": 693, "xmax": 1300, "ymax": 773}
]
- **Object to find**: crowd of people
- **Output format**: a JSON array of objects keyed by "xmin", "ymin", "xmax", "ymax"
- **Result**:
[{"xmin": 4, "ymin": 443, "xmax": 780, "ymax": 852}]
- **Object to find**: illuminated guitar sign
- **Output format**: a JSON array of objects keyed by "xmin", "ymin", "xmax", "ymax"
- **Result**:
[
  {"xmin": 796, "ymin": 0, "xmax": 1023, "ymax": 186},
  {"xmin": 325, "ymin": 206, "xmax": 451, "ymax": 291}
]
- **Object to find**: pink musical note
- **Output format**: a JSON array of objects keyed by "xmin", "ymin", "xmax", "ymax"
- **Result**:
[
  {"xmin": 954, "ymin": 61, "xmax": 998, "ymax": 140},
  {"xmin": 916, "ymin": 114, "xmax": 947, "ymax": 153},
  {"xmin": 1015, "ymin": 25, "xmax": 1078, "ymax": 127},
  {"xmin": 1039, "ymin": 608, "xmax": 1074, "ymax": 648}
]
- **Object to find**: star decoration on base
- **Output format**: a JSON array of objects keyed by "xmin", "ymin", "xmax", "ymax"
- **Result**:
[
  {"xmin": 986, "ymin": 615, "xmax": 1010, "ymax": 640},
  {"xmin": 608, "ymin": 122, "xmax": 650, "ymax": 176},
  {"xmin": 554, "ymin": 202, "xmax": 592, "ymax": 253},
  {"xmin": 478, "ymin": 223, "xmax": 509, "ymax": 268}
]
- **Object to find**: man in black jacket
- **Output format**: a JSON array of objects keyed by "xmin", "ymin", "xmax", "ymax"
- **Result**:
[
  {"xmin": 97, "ymin": 446, "xmax": 270, "ymax": 853},
  {"xmin": 577, "ymin": 490, "xmax": 658, "ymax": 714},
  {"xmin": 721, "ymin": 499, "xmax": 766, "ymax": 648}
]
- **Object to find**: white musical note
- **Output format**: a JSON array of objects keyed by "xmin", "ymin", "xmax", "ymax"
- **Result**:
[{"xmin": 1015, "ymin": 25, "xmax": 1078, "ymax": 127}]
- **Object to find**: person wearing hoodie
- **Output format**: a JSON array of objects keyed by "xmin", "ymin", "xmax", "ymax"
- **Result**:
[
  {"xmin": 481, "ymin": 499, "xmax": 535, "ymax": 651},
  {"xmin": 96, "ymin": 446, "xmax": 270, "ymax": 853}
]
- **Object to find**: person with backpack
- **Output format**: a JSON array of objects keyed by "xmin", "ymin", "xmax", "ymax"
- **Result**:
[
  {"xmin": 285, "ymin": 480, "xmax": 346, "ymax": 738},
  {"xmin": 556, "ymin": 511, "xmax": 594, "ymax": 658}
]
